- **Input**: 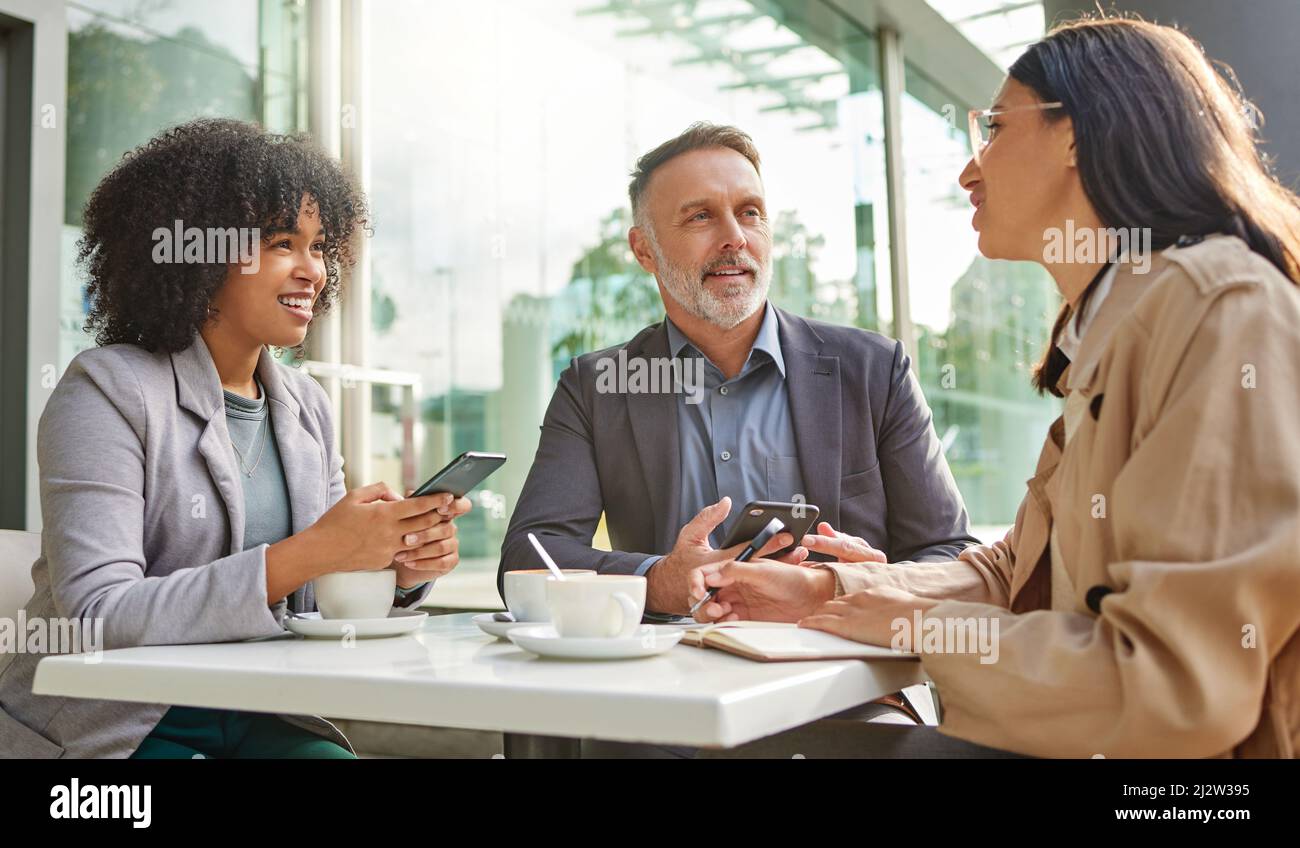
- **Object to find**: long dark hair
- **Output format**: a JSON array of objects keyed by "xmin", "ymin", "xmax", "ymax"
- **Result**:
[{"xmin": 1008, "ymin": 15, "xmax": 1300, "ymax": 396}]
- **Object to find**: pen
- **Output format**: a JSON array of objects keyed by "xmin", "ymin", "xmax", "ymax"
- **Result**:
[{"xmin": 688, "ymin": 517, "xmax": 786, "ymax": 617}]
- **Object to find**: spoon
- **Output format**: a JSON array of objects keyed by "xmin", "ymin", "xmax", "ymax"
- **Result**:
[{"xmin": 527, "ymin": 532, "xmax": 566, "ymax": 582}]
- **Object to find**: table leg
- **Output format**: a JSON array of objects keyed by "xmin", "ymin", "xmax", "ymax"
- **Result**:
[{"xmin": 502, "ymin": 732, "xmax": 582, "ymax": 759}]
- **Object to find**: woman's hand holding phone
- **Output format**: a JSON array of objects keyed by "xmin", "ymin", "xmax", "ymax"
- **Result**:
[
  {"xmin": 392, "ymin": 488, "xmax": 473, "ymax": 587},
  {"xmin": 308, "ymin": 482, "xmax": 457, "ymax": 572},
  {"xmin": 266, "ymin": 482, "xmax": 473, "ymax": 601}
]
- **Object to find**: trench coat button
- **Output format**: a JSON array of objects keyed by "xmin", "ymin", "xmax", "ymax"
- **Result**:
[{"xmin": 1085, "ymin": 585, "xmax": 1114, "ymax": 614}]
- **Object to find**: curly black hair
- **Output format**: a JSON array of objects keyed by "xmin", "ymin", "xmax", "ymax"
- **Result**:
[{"xmin": 79, "ymin": 117, "xmax": 369, "ymax": 353}]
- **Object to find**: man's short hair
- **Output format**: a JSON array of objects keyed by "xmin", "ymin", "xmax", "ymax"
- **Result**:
[{"xmin": 628, "ymin": 122, "xmax": 761, "ymax": 230}]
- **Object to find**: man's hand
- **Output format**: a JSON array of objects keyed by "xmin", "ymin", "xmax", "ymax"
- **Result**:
[
  {"xmin": 799, "ymin": 586, "xmax": 938, "ymax": 647},
  {"xmin": 646, "ymin": 497, "xmax": 801, "ymax": 615},
  {"xmin": 802, "ymin": 522, "xmax": 888, "ymax": 563},
  {"xmin": 687, "ymin": 559, "xmax": 837, "ymax": 623}
]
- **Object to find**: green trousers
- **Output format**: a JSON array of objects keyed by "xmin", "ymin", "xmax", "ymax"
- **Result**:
[{"xmin": 130, "ymin": 706, "xmax": 356, "ymax": 759}]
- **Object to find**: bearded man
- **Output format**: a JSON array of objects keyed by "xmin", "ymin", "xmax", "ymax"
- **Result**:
[{"xmin": 499, "ymin": 122, "xmax": 975, "ymax": 623}]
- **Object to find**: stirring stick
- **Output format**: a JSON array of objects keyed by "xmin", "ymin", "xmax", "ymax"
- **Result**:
[{"xmin": 527, "ymin": 532, "xmax": 566, "ymax": 581}]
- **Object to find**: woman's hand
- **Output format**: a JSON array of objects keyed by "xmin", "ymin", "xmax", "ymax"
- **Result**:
[
  {"xmin": 798, "ymin": 585, "xmax": 938, "ymax": 647},
  {"xmin": 688, "ymin": 558, "xmax": 837, "ymax": 623},
  {"xmin": 392, "ymin": 489, "xmax": 473, "ymax": 588},
  {"xmin": 305, "ymin": 482, "xmax": 455, "ymax": 574},
  {"xmin": 801, "ymin": 521, "xmax": 888, "ymax": 563},
  {"xmin": 266, "ymin": 482, "xmax": 450, "ymax": 602}
]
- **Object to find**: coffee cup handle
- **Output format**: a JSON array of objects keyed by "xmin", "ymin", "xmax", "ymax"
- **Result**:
[{"xmin": 612, "ymin": 592, "xmax": 640, "ymax": 638}]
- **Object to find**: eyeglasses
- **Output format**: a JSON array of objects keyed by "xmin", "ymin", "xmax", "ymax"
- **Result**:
[{"xmin": 968, "ymin": 102, "xmax": 1064, "ymax": 164}]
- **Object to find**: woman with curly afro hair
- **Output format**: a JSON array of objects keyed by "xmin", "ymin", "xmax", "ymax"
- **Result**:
[{"xmin": 0, "ymin": 118, "xmax": 471, "ymax": 759}]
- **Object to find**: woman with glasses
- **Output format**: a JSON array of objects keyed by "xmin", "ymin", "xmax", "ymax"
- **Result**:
[
  {"xmin": 690, "ymin": 15, "xmax": 1300, "ymax": 758},
  {"xmin": 0, "ymin": 119, "xmax": 470, "ymax": 758}
]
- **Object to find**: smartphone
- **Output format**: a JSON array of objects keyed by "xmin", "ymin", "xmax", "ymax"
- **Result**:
[
  {"xmin": 720, "ymin": 500, "xmax": 820, "ymax": 558},
  {"xmin": 410, "ymin": 451, "xmax": 507, "ymax": 499}
]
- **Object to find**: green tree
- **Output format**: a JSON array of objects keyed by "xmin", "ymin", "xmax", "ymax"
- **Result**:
[
  {"xmin": 552, "ymin": 208, "xmax": 660, "ymax": 360},
  {"xmin": 915, "ymin": 256, "xmax": 1061, "ymax": 523},
  {"xmin": 66, "ymin": 23, "xmax": 258, "ymax": 225}
]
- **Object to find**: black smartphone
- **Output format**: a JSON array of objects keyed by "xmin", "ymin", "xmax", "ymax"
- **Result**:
[
  {"xmin": 410, "ymin": 451, "xmax": 507, "ymax": 498},
  {"xmin": 720, "ymin": 500, "xmax": 821, "ymax": 558}
]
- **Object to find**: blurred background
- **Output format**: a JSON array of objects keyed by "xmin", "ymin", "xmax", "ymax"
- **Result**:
[{"xmin": 2, "ymin": 0, "xmax": 1296, "ymax": 605}]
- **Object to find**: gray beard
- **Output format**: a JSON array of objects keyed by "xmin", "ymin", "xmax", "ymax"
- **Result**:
[{"xmin": 649, "ymin": 240, "xmax": 770, "ymax": 330}]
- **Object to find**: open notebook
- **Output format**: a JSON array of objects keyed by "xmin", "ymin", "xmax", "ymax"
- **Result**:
[{"xmin": 678, "ymin": 621, "xmax": 919, "ymax": 663}]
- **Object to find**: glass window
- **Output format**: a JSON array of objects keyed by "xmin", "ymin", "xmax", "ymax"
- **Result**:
[
  {"xmin": 60, "ymin": 0, "xmax": 307, "ymax": 368},
  {"xmin": 367, "ymin": 0, "xmax": 890, "ymax": 572},
  {"xmin": 923, "ymin": 0, "xmax": 1046, "ymax": 70},
  {"xmin": 901, "ymin": 63, "xmax": 1061, "ymax": 537}
]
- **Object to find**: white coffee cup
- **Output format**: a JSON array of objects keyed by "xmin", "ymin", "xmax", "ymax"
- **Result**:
[
  {"xmin": 545, "ymin": 574, "xmax": 646, "ymax": 639},
  {"xmin": 314, "ymin": 570, "xmax": 396, "ymax": 620},
  {"xmin": 504, "ymin": 569, "xmax": 594, "ymax": 622}
]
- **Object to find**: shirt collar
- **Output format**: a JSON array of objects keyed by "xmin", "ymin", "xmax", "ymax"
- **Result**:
[
  {"xmin": 665, "ymin": 301, "xmax": 786, "ymax": 379},
  {"xmin": 223, "ymin": 375, "xmax": 268, "ymax": 413}
]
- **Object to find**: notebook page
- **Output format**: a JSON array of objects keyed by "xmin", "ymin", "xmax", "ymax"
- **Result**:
[{"xmin": 716, "ymin": 626, "xmax": 916, "ymax": 660}]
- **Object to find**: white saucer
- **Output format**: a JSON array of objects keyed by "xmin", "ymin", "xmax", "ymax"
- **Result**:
[
  {"xmin": 284, "ymin": 609, "xmax": 427, "ymax": 639},
  {"xmin": 472, "ymin": 612, "xmax": 538, "ymax": 640},
  {"xmin": 507, "ymin": 624, "xmax": 684, "ymax": 660}
]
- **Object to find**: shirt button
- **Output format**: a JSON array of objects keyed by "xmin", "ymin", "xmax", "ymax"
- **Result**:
[
  {"xmin": 720, "ymin": 450, "xmax": 732, "ymax": 461},
  {"xmin": 719, "ymin": 386, "xmax": 729, "ymax": 395}
]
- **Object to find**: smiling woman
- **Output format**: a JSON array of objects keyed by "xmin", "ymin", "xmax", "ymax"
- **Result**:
[
  {"xmin": 0, "ymin": 119, "xmax": 474, "ymax": 759},
  {"xmin": 78, "ymin": 118, "xmax": 366, "ymax": 359}
]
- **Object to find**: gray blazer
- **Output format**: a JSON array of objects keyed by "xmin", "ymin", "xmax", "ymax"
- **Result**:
[
  {"xmin": 0, "ymin": 336, "xmax": 431, "ymax": 758},
  {"xmin": 499, "ymin": 307, "xmax": 977, "ymax": 602}
]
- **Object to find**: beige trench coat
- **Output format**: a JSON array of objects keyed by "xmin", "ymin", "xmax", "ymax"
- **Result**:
[{"xmin": 827, "ymin": 234, "xmax": 1300, "ymax": 758}]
